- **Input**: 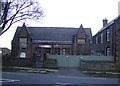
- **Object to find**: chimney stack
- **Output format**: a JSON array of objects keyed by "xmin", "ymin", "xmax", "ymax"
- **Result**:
[{"xmin": 103, "ymin": 18, "xmax": 108, "ymax": 27}]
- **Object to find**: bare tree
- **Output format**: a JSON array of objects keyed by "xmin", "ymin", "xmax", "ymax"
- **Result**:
[{"xmin": 0, "ymin": 0, "xmax": 44, "ymax": 36}]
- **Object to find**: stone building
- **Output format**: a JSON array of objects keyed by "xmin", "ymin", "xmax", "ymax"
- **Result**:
[
  {"xmin": 92, "ymin": 15, "xmax": 120, "ymax": 64},
  {"xmin": 11, "ymin": 24, "xmax": 92, "ymax": 64}
]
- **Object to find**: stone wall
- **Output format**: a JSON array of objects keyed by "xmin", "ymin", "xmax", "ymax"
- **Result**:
[
  {"xmin": 2, "ymin": 56, "xmax": 34, "ymax": 66},
  {"xmin": 80, "ymin": 61, "xmax": 117, "ymax": 70},
  {"xmin": 44, "ymin": 59, "xmax": 57, "ymax": 67}
]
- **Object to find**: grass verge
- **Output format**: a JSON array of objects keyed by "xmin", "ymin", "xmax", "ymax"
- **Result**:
[{"xmin": 80, "ymin": 69, "xmax": 120, "ymax": 73}]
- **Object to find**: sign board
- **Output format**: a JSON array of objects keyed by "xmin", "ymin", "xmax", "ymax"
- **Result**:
[
  {"xmin": 20, "ymin": 52, "xmax": 26, "ymax": 58},
  {"xmin": 39, "ymin": 45, "xmax": 51, "ymax": 48}
]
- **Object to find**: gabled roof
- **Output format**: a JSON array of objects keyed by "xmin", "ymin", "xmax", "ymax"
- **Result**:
[{"xmin": 13, "ymin": 25, "xmax": 92, "ymax": 44}]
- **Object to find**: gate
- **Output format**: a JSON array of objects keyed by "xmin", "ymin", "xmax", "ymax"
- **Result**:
[
  {"xmin": 48, "ymin": 55, "xmax": 80, "ymax": 67},
  {"xmin": 47, "ymin": 55, "xmax": 114, "ymax": 67}
]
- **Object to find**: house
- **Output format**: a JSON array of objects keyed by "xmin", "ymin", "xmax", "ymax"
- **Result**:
[
  {"xmin": 92, "ymin": 15, "xmax": 120, "ymax": 64},
  {"xmin": 0, "ymin": 48, "xmax": 11, "ymax": 56},
  {"xmin": 11, "ymin": 23, "xmax": 92, "ymax": 65}
]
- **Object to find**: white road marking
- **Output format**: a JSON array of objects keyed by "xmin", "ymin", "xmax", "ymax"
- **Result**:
[
  {"xmin": 58, "ymin": 76, "xmax": 107, "ymax": 80},
  {"xmin": 58, "ymin": 76, "xmax": 80, "ymax": 78},
  {"xmin": 56, "ymin": 82, "xmax": 72, "ymax": 85},
  {"xmin": 0, "ymin": 79, "xmax": 20, "ymax": 83}
]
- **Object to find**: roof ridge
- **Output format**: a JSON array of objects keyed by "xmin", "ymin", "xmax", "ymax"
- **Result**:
[{"xmin": 27, "ymin": 26, "xmax": 79, "ymax": 29}]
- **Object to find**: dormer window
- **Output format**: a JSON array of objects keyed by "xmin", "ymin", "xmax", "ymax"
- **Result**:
[{"xmin": 19, "ymin": 38, "xmax": 27, "ymax": 49}]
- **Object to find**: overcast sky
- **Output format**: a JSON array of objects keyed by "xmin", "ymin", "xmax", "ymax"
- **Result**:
[{"xmin": 0, "ymin": 0, "xmax": 120, "ymax": 49}]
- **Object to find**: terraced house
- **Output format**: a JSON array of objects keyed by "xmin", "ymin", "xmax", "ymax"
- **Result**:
[
  {"xmin": 92, "ymin": 15, "xmax": 120, "ymax": 64},
  {"xmin": 11, "ymin": 24, "xmax": 92, "ymax": 64}
]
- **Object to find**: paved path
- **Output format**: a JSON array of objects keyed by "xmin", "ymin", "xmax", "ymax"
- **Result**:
[{"xmin": 49, "ymin": 67, "xmax": 89, "ymax": 77}]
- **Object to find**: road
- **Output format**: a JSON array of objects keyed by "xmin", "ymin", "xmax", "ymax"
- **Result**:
[{"xmin": 1, "ymin": 72, "xmax": 120, "ymax": 85}]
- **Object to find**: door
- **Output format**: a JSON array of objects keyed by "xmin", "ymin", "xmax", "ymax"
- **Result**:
[{"xmin": 34, "ymin": 47, "xmax": 43, "ymax": 67}]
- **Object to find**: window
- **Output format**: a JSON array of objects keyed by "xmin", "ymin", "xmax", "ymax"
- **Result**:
[
  {"xmin": 77, "ymin": 39, "xmax": 85, "ymax": 44},
  {"xmin": 62, "ymin": 48, "xmax": 70, "ymax": 55},
  {"xmin": 107, "ymin": 29, "xmax": 110, "ymax": 41},
  {"xmin": 19, "ymin": 38, "xmax": 27, "ymax": 49},
  {"xmin": 106, "ymin": 48, "xmax": 110, "ymax": 56},
  {"xmin": 35, "ymin": 47, "xmax": 41, "ymax": 57},
  {"xmin": 54, "ymin": 48, "xmax": 60, "ymax": 55},
  {"xmin": 62, "ymin": 49, "xmax": 66, "ymax": 55},
  {"xmin": 101, "ymin": 33, "xmax": 103, "ymax": 43},
  {"xmin": 20, "ymin": 52, "xmax": 26, "ymax": 58},
  {"xmin": 96, "ymin": 36, "xmax": 98, "ymax": 44},
  {"xmin": 45, "ymin": 48, "xmax": 51, "ymax": 54}
]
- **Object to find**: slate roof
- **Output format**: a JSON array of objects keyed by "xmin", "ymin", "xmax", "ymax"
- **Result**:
[
  {"xmin": 13, "ymin": 26, "xmax": 92, "ymax": 44},
  {"xmin": 28, "ymin": 27, "xmax": 78, "ymax": 42}
]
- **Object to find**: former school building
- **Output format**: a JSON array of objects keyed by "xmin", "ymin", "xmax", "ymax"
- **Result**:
[
  {"xmin": 6, "ymin": 15, "xmax": 119, "ymax": 70},
  {"xmin": 11, "ymin": 24, "xmax": 92, "ymax": 63}
]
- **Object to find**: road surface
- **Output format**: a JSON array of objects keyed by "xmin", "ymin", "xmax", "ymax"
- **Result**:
[{"xmin": 2, "ymin": 72, "xmax": 120, "ymax": 85}]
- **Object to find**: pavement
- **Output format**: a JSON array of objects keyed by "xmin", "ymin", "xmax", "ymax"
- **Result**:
[{"xmin": 3, "ymin": 66, "xmax": 120, "ymax": 78}]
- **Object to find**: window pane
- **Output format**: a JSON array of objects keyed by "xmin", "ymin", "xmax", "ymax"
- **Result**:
[
  {"xmin": 107, "ymin": 48, "xmax": 110, "ymax": 56},
  {"xmin": 45, "ymin": 48, "xmax": 51, "ymax": 54},
  {"xmin": 54, "ymin": 48, "xmax": 60, "ymax": 55},
  {"xmin": 65, "ymin": 48, "xmax": 70, "ymax": 55},
  {"xmin": 20, "ymin": 38, "xmax": 27, "ymax": 42},
  {"xmin": 20, "ymin": 42, "xmax": 27, "ymax": 49},
  {"xmin": 19, "ymin": 38, "xmax": 27, "ymax": 49},
  {"xmin": 96, "ymin": 36, "xmax": 98, "ymax": 44},
  {"xmin": 35, "ymin": 47, "xmax": 41, "ymax": 57},
  {"xmin": 101, "ymin": 33, "xmax": 103, "ymax": 43},
  {"xmin": 62, "ymin": 48, "xmax": 70, "ymax": 55},
  {"xmin": 107, "ymin": 29, "xmax": 110, "ymax": 41}
]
